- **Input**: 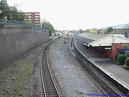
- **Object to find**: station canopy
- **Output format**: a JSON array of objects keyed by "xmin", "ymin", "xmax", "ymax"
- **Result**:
[{"xmin": 75, "ymin": 33, "xmax": 129, "ymax": 47}]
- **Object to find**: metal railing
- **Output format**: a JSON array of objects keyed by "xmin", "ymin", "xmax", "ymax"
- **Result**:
[{"xmin": 0, "ymin": 19, "xmax": 47, "ymax": 31}]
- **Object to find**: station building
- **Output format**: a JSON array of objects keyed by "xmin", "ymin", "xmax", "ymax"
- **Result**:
[{"xmin": 75, "ymin": 33, "xmax": 129, "ymax": 60}]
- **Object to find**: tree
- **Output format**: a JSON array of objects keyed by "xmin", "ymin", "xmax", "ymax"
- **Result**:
[
  {"xmin": 42, "ymin": 21, "xmax": 55, "ymax": 36},
  {"xmin": 17, "ymin": 12, "xmax": 26, "ymax": 21},
  {"xmin": 0, "ymin": 0, "xmax": 9, "ymax": 9},
  {"xmin": 0, "ymin": 0, "xmax": 26, "ymax": 21},
  {"xmin": 107, "ymin": 27, "xmax": 113, "ymax": 34},
  {"xmin": 8, "ymin": 6, "xmax": 18, "ymax": 20},
  {"xmin": 0, "ymin": 0, "xmax": 10, "ymax": 19},
  {"xmin": 9, "ymin": 7, "xmax": 26, "ymax": 21}
]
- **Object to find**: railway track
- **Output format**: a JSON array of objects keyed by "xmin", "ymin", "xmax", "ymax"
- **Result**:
[
  {"xmin": 71, "ymin": 38, "xmax": 128, "ymax": 97},
  {"xmin": 40, "ymin": 44, "xmax": 60, "ymax": 97}
]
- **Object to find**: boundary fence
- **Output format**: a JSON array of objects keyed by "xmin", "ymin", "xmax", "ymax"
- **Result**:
[{"xmin": 0, "ymin": 19, "xmax": 46, "ymax": 31}]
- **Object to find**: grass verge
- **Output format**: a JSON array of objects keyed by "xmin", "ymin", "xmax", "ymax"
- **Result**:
[{"xmin": 0, "ymin": 60, "xmax": 34, "ymax": 97}]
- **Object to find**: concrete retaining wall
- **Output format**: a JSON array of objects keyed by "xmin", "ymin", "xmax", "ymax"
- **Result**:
[{"xmin": 0, "ymin": 24, "xmax": 49, "ymax": 66}]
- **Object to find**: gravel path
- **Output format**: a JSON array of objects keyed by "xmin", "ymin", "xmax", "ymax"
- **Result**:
[{"xmin": 48, "ymin": 38, "xmax": 103, "ymax": 97}]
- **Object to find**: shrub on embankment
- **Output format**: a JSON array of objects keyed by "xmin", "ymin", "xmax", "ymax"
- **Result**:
[
  {"xmin": 123, "ymin": 57, "xmax": 129, "ymax": 69},
  {"xmin": 115, "ymin": 54, "xmax": 126, "ymax": 65},
  {"xmin": 115, "ymin": 54, "xmax": 129, "ymax": 69},
  {"xmin": 115, "ymin": 54, "xmax": 119, "ymax": 62},
  {"xmin": 0, "ymin": 23, "xmax": 49, "ymax": 66},
  {"xmin": 0, "ymin": 22, "xmax": 5, "ymax": 28}
]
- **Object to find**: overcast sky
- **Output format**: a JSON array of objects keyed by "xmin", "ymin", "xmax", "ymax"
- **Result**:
[{"xmin": 7, "ymin": 0, "xmax": 129, "ymax": 30}]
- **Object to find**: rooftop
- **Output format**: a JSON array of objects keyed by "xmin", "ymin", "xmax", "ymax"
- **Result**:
[{"xmin": 75, "ymin": 33, "xmax": 129, "ymax": 47}]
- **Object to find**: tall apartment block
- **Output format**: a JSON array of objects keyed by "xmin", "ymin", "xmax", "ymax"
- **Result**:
[{"xmin": 24, "ymin": 12, "xmax": 40, "ymax": 25}]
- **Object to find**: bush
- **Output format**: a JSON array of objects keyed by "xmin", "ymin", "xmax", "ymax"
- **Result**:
[
  {"xmin": 123, "ymin": 57, "xmax": 129, "ymax": 69},
  {"xmin": 115, "ymin": 54, "xmax": 119, "ymax": 61},
  {"xmin": 0, "ymin": 22, "xmax": 5, "ymax": 28},
  {"xmin": 126, "ymin": 53, "xmax": 129, "ymax": 57},
  {"xmin": 116, "ymin": 54, "xmax": 126, "ymax": 65},
  {"xmin": 22, "ymin": 25, "xmax": 32, "ymax": 29}
]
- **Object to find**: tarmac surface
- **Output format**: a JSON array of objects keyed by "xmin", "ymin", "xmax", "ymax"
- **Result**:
[{"xmin": 48, "ymin": 38, "xmax": 103, "ymax": 97}]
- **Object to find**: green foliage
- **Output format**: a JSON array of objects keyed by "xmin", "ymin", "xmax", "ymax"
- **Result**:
[
  {"xmin": 42, "ymin": 21, "xmax": 55, "ymax": 36},
  {"xmin": 25, "ymin": 20, "xmax": 32, "ymax": 24},
  {"xmin": 22, "ymin": 25, "xmax": 32, "ymax": 29},
  {"xmin": 0, "ymin": 0, "xmax": 26, "ymax": 21},
  {"xmin": 0, "ymin": 0, "xmax": 10, "ymax": 19},
  {"xmin": 8, "ymin": 7, "xmax": 26, "ymax": 21},
  {"xmin": 76, "ymin": 90, "xmax": 83, "ymax": 95},
  {"xmin": 115, "ymin": 54, "xmax": 119, "ymax": 62},
  {"xmin": 0, "ymin": 0, "xmax": 9, "ymax": 10},
  {"xmin": 0, "ymin": 60, "xmax": 34, "ymax": 97},
  {"xmin": 116, "ymin": 54, "xmax": 126, "ymax": 65},
  {"xmin": 126, "ymin": 53, "xmax": 129, "ymax": 57},
  {"xmin": 123, "ymin": 57, "xmax": 129, "ymax": 69},
  {"xmin": 0, "ymin": 22, "xmax": 5, "ymax": 28},
  {"xmin": 106, "ymin": 27, "xmax": 113, "ymax": 34},
  {"xmin": 10, "ymin": 11, "xmax": 26, "ymax": 21}
]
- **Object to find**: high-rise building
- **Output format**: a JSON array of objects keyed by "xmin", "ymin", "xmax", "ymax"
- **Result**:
[{"xmin": 24, "ymin": 12, "xmax": 40, "ymax": 25}]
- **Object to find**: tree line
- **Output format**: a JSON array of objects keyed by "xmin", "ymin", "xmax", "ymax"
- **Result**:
[
  {"xmin": 0, "ymin": 0, "xmax": 55, "ymax": 36},
  {"xmin": 0, "ymin": 0, "xmax": 26, "ymax": 21}
]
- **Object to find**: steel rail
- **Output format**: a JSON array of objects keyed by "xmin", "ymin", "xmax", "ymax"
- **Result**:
[{"xmin": 40, "ymin": 42, "xmax": 60, "ymax": 97}]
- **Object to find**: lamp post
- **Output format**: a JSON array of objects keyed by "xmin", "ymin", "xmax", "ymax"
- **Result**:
[{"xmin": 0, "ymin": 10, "xmax": 1, "ymax": 14}]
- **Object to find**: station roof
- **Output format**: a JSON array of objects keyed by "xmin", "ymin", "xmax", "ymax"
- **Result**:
[{"xmin": 75, "ymin": 33, "xmax": 129, "ymax": 47}]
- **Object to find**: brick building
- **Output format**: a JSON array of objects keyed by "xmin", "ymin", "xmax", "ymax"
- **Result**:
[{"xmin": 24, "ymin": 12, "xmax": 40, "ymax": 25}]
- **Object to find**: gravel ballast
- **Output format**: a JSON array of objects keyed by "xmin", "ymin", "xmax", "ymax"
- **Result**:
[{"xmin": 48, "ymin": 38, "xmax": 103, "ymax": 97}]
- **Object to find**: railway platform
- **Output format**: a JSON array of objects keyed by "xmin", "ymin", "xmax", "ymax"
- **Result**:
[{"xmin": 73, "ymin": 37, "xmax": 129, "ymax": 94}]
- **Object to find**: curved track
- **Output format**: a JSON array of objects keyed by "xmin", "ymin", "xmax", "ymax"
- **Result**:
[{"xmin": 40, "ymin": 43, "xmax": 60, "ymax": 97}]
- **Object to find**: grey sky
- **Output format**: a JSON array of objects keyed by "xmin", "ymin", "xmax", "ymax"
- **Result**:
[{"xmin": 8, "ymin": 0, "xmax": 129, "ymax": 30}]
